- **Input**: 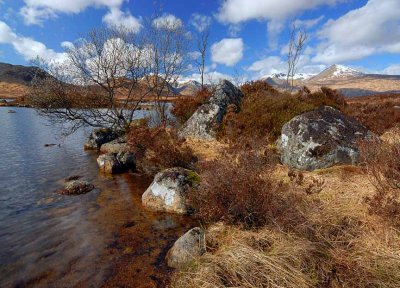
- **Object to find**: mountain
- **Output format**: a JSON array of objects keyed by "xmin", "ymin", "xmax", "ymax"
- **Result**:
[
  {"xmin": 308, "ymin": 64, "xmax": 364, "ymax": 82},
  {"xmin": 0, "ymin": 62, "xmax": 43, "ymax": 85},
  {"xmin": 174, "ymin": 80, "xmax": 202, "ymax": 96},
  {"xmin": 262, "ymin": 72, "xmax": 316, "ymax": 81}
]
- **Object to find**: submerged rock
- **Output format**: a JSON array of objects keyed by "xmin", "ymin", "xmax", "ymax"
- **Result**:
[
  {"xmin": 277, "ymin": 106, "xmax": 375, "ymax": 171},
  {"xmin": 166, "ymin": 227, "xmax": 206, "ymax": 269},
  {"xmin": 142, "ymin": 167, "xmax": 199, "ymax": 214},
  {"xmin": 178, "ymin": 80, "xmax": 243, "ymax": 141},
  {"xmin": 59, "ymin": 180, "xmax": 94, "ymax": 195},
  {"xmin": 97, "ymin": 151, "xmax": 135, "ymax": 174},
  {"xmin": 84, "ymin": 128, "xmax": 121, "ymax": 150}
]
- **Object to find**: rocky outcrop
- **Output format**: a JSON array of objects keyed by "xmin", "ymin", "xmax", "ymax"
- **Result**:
[
  {"xmin": 178, "ymin": 80, "xmax": 243, "ymax": 141},
  {"xmin": 84, "ymin": 128, "xmax": 121, "ymax": 150},
  {"xmin": 59, "ymin": 180, "xmax": 94, "ymax": 195},
  {"xmin": 277, "ymin": 106, "xmax": 375, "ymax": 171},
  {"xmin": 142, "ymin": 167, "xmax": 199, "ymax": 214},
  {"xmin": 97, "ymin": 151, "xmax": 135, "ymax": 174},
  {"xmin": 166, "ymin": 227, "xmax": 206, "ymax": 269},
  {"xmin": 99, "ymin": 136, "xmax": 128, "ymax": 153}
]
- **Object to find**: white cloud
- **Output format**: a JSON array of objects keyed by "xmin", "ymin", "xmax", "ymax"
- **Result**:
[
  {"xmin": 190, "ymin": 13, "xmax": 212, "ymax": 32},
  {"xmin": 20, "ymin": 0, "xmax": 141, "ymax": 32},
  {"xmin": 180, "ymin": 71, "xmax": 234, "ymax": 84},
  {"xmin": 153, "ymin": 14, "xmax": 183, "ymax": 30},
  {"xmin": 313, "ymin": 0, "xmax": 400, "ymax": 64},
  {"xmin": 294, "ymin": 16, "xmax": 325, "ymax": 29},
  {"xmin": 0, "ymin": 20, "xmax": 66, "ymax": 61},
  {"xmin": 102, "ymin": 7, "xmax": 142, "ymax": 32},
  {"xmin": 383, "ymin": 64, "xmax": 400, "ymax": 75},
  {"xmin": 217, "ymin": 0, "xmax": 343, "ymax": 23},
  {"xmin": 211, "ymin": 38, "xmax": 244, "ymax": 66},
  {"xmin": 248, "ymin": 55, "xmax": 326, "ymax": 77}
]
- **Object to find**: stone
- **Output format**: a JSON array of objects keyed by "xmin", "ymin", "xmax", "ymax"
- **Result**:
[
  {"xmin": 84, "ymin": 128, "xmax": 121, "ymax": 150},
  {"xmin": 142, "ymin": 167, "xmax": 199, "ymax": 214},
  {"xmin": 166, "ymin": 227, "xmax": 206, "ymax": 269},
  {"xmin": 99, "ymin": 136, "xmax": 129, "ymax": 153},
  {"xmin": 59, "ymin": 180, "xmax": 94, "ymax": 195},
  {"xmin": 97, "ymin": 151, "xmax": 135, "ymax": 174},
  {"xmin": 277, "ymin": 106, "xmax": 375, "ymax": 171},
  {"xmin": 178, "ymin": 80, "xmax": 243, "ymax": 141}
]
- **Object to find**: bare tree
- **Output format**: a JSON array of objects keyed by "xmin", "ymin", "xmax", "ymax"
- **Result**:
[
  {"xmin": 286, "ymin": 22, "xmax": 308, "ymax": 91},
  {"xmin": 29, "ymin": 18, "xmax": 189, "ymax": 133},
  {"xmin": 195, "ymin": 29, "xmax": 209, "ymax": 89}
]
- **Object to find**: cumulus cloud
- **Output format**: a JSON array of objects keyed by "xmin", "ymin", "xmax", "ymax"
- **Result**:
[
  {"xmin": 211, "ymin": 38, "xmax": 244, "ymax": 66},
  {"xmin": 294, "ymin": 16, "xmax": 325, "ymax": 29},
  {"xmin": 190, "ymin": 13, "xmax": 212, "ymax": 32},
  {"xmin": 313, "ymin": 0, "xmax": 400, "ymax": 64},
  {"xmin": 19, "ymin": 0, "xmax": 141, "ymax": 31},
  {"xmin": 103, "ymin": 7, "xmax": 142, "ymax": 32},
  {"xmin": 153, "ymin": 14, "xmax": 183, "ymax": 30},
  {"xmin": 0, "ymin": 20, "xmax": 66, "ymax": 61},
  {"xmin": 217, "ymin": 0, "xmax": 342, "ymax": 23},
  {"xmin": 248, "ymin": 55, "xmax": 326, "ymax": 77},
  {"xmin": 383, "ymin": 64, "xmax": 400, "ymax": 75}
]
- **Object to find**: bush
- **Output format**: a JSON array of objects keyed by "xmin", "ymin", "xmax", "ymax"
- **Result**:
[
  {"xmin": 345, "ymin": 94, "xmax": 400, "ymax": 135},
  {"xmin": 171, "ymin": 88, "xmax": 212, "ymax": 125},
  {"xmin": 360, "ymin": 137, "xmax": 400, "ymax": 226},
  {"xmin": 127, "ymin": 120, "xmax": 197, "ymax": 175},
  {"xmin": 220, "ymin": 81, "xmax": 347, "ymax": 142},
  {"xmin": 189, "ymin": 141, "xmax": 305, "ymax": 229}
]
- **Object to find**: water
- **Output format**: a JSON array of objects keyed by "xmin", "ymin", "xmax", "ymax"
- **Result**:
[{"xmin": 0, "ymin": 107, "xmax": 194, "ymax": 287}]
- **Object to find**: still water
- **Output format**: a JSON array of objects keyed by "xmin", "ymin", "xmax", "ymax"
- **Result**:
[{"xmin": 0, "ymin": 107, "xmax": 193, "ymax": 287}]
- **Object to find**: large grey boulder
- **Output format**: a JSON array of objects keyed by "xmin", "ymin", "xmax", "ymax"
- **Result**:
[
  {"xmin": 277, "ymin": 106, "xmax": 375, "ymax": 171},
  {"xmin": 84, "ymin": 128, "xmax": 121, "ymax": 150},
  {"xmin": 99, "ymin": 136, "xmax": 128, "ymax": 154},
  {"xmin": 178, "ymin": 80, "xmax": 243, "ymax": 141},
  {"xmin": 166, "ymin": 227, "xmax": 206, "ymax": 269},
  {"xmin": 97, "ymin": 151, "xmax": 135, "ymax": 174},
  {"xmin": 142, "ymin": 167, "xmax": 199, "ymax": 214}
]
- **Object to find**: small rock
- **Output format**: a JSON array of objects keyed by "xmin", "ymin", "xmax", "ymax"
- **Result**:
[
  {"xmin": 99, "ymin": 136, "xmax": 129, "ymax": 153},
  {"xmin": 166, "ymin": 227, "xmax": 206, "ymax": 269},
  {"xmin": 84, "ymin": 128, "xmax": 121, "ymax": 150},
  {"xmin": 142, "ymin": 167, "xmax": 199, "ymax": 214},
  {"xmin": 97, "ymin": 151, "xmax": 135, "ymax": 174},
  {"xmin": 59, "ymin": 180, "xmax": 94, "ymax": 195}
]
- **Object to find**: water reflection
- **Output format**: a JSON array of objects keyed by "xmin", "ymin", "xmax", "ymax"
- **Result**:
[{"xmin": 0, "ymin": 108, "xmax": 193, "ymax": 287}]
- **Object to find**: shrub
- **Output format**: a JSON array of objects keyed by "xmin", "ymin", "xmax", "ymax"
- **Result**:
[
  {"xmin": 171, "ymin": 88, "xmax": 212, "ymax": 125},
  {"xmin": 360, "ymin": 137, "xmax": 400, "ymax": 226},
  {"xmin": 220, "ymin": 81, "xmax": 347, "ymax": 142},
  {"xmin": 189, "ymin": 141, "xmax": 305, "ymax": 229},
  {"xmin": 345, "ymin": 93, "xmax": 400, "ymax": 135},
  {"xmin": 127, "ymin": 120, "xmax": 197, "ymax": 175}
]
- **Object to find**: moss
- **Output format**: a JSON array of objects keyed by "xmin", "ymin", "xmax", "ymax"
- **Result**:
[{"xmin": 186, "ymin": 171, "xmax": 201, "ymax": 186}]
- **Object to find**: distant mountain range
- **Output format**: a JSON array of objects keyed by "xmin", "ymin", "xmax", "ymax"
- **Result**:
[
  {"xmin": 0, "ymin": 62, "xmax": 399, "ymax": 99},
  {"xmin": 265, "ymin": 64, "xmax": 400, "ymax": 97}
]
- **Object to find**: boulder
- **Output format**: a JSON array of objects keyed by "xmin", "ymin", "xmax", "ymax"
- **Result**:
[
  {"xmin": 178, "ymin": 80, "xmax": 243, "ymax": 141},
  {"xmin": 166, "ymin": 227, "xmax": 206, "ymax": 269},
  {"xmin": 277, "ymin": 106, "xmax": 375, "ymax": 171},
  {"xmin": 142, "ymin": 167, "xmax": 199, "ymax": 214},
  {"xmin": 97, "ymin": 151, "xmax": 135, "ymax": 174},
  {"xmin": 84, "ymin": 128, "xmax": 121, "ymax": 150},
  {"xmin": 99, "ymin": 136, "xmax": 129, "ymax": 153},
  {"xmin": 59, "ymin": 180, "xmax": 94, "ymax": 195}
]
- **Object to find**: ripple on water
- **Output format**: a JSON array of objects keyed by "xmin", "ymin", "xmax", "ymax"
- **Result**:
[{"xmin": 0, "ymin": 108, "xmax": 194, "ymax": 287}]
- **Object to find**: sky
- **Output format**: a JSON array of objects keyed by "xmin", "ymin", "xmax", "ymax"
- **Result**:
[{"xmin": 0, "ymin": 0, "xmax": 399, "ymax": 82}]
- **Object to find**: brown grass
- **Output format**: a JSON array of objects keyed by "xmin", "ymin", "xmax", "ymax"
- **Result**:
[{"xmin": 220, "ymin": 81, "xmax": 346, "ymax": 142}]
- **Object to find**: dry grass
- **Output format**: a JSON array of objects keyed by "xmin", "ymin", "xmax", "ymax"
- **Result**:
[
  {"xmin": 0, "ymin": 81, "xmax": 28, "ymax": 98},
  {"xmin": 172, "ymin": 164, "xmax": 400, "ymax": 288}
]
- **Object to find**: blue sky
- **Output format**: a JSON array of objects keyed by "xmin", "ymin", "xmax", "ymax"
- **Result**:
[{"xmin": 0, "ymin": 0, "xmax": 399, "ymax": 82}]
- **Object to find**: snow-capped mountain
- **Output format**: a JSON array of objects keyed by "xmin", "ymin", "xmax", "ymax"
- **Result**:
[
  {"xmin": 262, "ymin": 72, "xmax": 316, "ymax": 81},
  {"xmin": 309, "ymin": 64, "xmax": 364, "ymax": 82},
  {"xmin": 174, "ymin": 79, "xmax": 202, "ymax": 95}
]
